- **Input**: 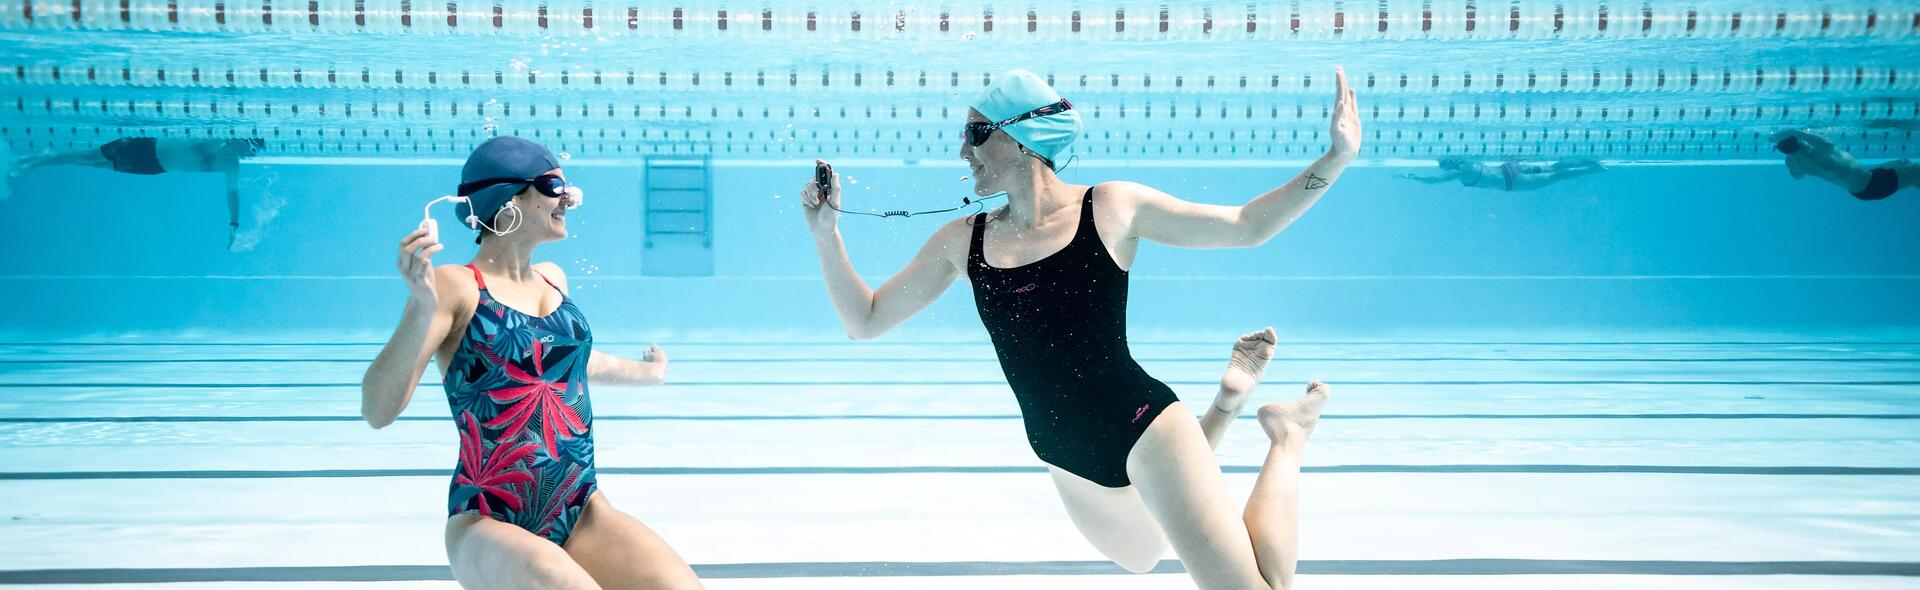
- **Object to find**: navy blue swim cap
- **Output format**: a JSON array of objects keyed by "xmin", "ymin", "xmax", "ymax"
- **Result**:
[{"xmin": 455, "ymin": 136, "xmax": 560, "ymax": 238}]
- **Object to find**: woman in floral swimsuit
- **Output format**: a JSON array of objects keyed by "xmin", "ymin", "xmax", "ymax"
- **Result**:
[{"xmin": 361, "ymin": 137, "xmax": 701, "ymax": 590}]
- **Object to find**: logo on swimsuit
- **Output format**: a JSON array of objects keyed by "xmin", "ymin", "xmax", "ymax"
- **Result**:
[
  {"xmin": 1012, "ymin": 283, "xmax": 1040, "ymax": 293},
  {"xmin": 1132, "ymin": 404, "xmax": 1150, "ymax": 423}
]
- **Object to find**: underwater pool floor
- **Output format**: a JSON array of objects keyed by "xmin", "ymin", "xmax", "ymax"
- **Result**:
[{"xmin": 1, "ymin": 338, "xmax": 1917, "ymax": 588}]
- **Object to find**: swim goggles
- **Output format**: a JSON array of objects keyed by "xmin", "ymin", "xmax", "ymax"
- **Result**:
[
  {"xmin": 457, "ymin": 174, "xmax": 574, "ymax": 200},
  {"xmin": 965, "ymin": 99, "xmax": 1073, "ymax": 147}
]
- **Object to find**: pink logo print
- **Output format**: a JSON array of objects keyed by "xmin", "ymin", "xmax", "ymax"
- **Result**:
[
  {"xmin": 1132, "ymin": 404, "xmax": 1150, "ymax": 423},
  {"xmin": 1013, "ymin": 283, "xmax": 1040, "ymax": 293}
]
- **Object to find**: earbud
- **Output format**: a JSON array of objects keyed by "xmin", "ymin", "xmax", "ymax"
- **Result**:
[
  {"xmin": 425, "ymin": 194, "xmax": 520, "ymax": 239},
  {"xmin": 491, "ymin": 202, "xmax": 523, "ymax": 235}
]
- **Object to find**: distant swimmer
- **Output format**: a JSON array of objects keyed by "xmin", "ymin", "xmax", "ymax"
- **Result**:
[
  {"xmin": 5, "ymin": 137, "xmax": 269, "ymax": 250},
  {"xmin": 1772, "ymin": 129, "xmax": 1918, "ymax": 201},
  {"xmin": 1401, "ymin": 157, "xmax": 1607, "ymax": 192}
]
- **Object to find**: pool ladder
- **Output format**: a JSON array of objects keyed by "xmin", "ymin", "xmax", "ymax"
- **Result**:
[{"xmin": 642, "ymin": 158, "xmax": 714, "ymax": 276}]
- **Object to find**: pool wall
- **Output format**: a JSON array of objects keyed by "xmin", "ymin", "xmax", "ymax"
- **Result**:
[{"xmin": 5, "ymin": 161, "xmax": 1917, "ymax": 338}]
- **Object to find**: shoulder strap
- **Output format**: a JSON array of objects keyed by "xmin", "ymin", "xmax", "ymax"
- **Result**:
[
  {"xmin": 968, "ymin": 213, "xmax": 988, "ymax": 264},
  {"xmin": 1079, "ymin": 186, "xmax": 1096, "ymax": 226},
  {"xmin": 464, "ymin": 264, "xmax": 488, "ymax": 290},
  {"xmin": 530, "ymin": 269, "xmax": 563, "ymax": 292}
]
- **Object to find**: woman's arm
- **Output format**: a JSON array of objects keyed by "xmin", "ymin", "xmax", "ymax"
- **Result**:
[
  {"xmin": 588, "ymin": 346, "xmax": 668, "ymax": 386},
  {"xmin": 525, "ymin": 262, "xmax": 672, "ymax": 387},
  {"xmin": 360, "ymin": 228, "xmax": 456, "ymax": 429},
  {"xmin": 1125, "ymin": 67, "xmax": 1361, "ymax": 249},
  {"xmin": 803, "ymin": 163, "xmax": 966, "ymax": 340},
  {"xmin": 1401, "ymin": 171, "xmax": 1460, "ymax": 184}
]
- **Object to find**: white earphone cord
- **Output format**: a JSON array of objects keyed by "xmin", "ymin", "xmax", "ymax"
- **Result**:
[{"xmin": 425, "ymin": 195, "xmax": 521, "ymax": 236}]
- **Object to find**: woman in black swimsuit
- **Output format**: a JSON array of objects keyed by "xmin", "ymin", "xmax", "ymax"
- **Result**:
[{"xmin": 800, "ymin": 68, "xmax": 1359, "ymax": 590}]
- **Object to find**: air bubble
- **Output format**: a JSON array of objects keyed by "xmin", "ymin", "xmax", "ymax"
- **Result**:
[{"xmin": 557, "ymin": 152, "xmax": 572, "ymax": 160}]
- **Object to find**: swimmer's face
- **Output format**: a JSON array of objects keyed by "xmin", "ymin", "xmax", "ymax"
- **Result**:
[
  {"xmin": 959, "ymin": 109, "xmax": 1033, "ymax": 197},
  {"xmin": 498, "ymin": 168, "xmax": 577, "ymax": 244}
]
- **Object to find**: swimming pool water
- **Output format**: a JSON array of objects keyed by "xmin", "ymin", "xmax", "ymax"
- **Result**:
[{"xmin": 1, "ymin": 1, "xmax": 1917, "ymax": 588}]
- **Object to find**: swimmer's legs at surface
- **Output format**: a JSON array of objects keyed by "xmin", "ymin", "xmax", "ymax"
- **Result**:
[
  {"xmin": 1508, "ymin": 165, "xmax": 1605, "ymax": 191},
  {"xmin": 1547, "ymin": 164, "xmax": 1607, "ymax": 183},
  {"xmin": 445, "ymin": 514, "xmax": 603, "ymax": 590},
  {"xmin": 1202, "ymin": 328, "xmax": 1278, "ymax": 450},
  {"xmin": 16, "ymin": 147, "xmax": 111, "ymax": 172},
  {"xmin": 7, "ymin": 147, "xmax": 110, "ymax": 200},
  {"xmin": 564, "ymin": 492, "xmax": 704, "ymax": 590},
  {"xmin": 1552, "ymin": 157, "xmax": 1606, "ymax": 171}
]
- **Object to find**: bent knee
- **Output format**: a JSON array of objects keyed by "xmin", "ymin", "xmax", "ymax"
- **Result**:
[
  {"xmin": 1098, "ymin": 542, "xmax": 1167, "ymax": 574},
  {"xmin": 1113, "ymin": 553, "xmax": 1163, "ymax": 574}
]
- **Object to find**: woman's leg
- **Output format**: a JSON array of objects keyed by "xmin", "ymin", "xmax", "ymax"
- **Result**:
[
  {"xmin": 445, "ymin": 514, "xmax": 603, "ymax": 590},
  {"xmin": 1052, "ymin": 328, "xmax": 1276, "ymax": 574},
  {"xmin": 1125, "ymin": 401, "xmax": 1271, "ymax": 590},
  {"xmin": 565, "ymin": 492, "xmax": 704, "ymax": 590},
  {"xmin": 1200, "ymin": 328, "xmax": 1277, "ymax": 450},
  {"xmin": 1128, "ymin": 383, "xmax": 1329, "ymax": 590},
  {"xmin": 1245, "ymin": 382, "xmax": 1330, "ymax": 590},
  {"xmin": 1048, "ymin": 466, "xmax": 1170, "ymax": 573}
]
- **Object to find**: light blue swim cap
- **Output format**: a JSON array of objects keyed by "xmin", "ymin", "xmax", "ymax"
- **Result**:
[{"xmin": 973, "ymin": 70, "xmax": 1081, "ymax": 172}]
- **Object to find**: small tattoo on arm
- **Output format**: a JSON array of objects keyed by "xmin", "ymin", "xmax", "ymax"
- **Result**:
[{"xmin": 1303, "ymin": 174, "xmax": 1329, "ymax": 190}]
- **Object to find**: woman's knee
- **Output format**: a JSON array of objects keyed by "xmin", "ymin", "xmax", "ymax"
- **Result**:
[
  {"xmin": 1051, "ymin": 471, "xmax": 1170, "ymax": 574},
  {"xmin": 1110, "ymin": 549, "xmax": 1165, "ymax": 574}
]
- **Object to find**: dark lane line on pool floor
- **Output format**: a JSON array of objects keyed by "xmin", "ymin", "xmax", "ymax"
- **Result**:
[
  {"xmin": 9, "ymin": 379, "xmax": 1920, "ymax": 388},
  {"xmin": 9, "ymin": 356, "xmax": 1920, "ymax": 364},
  {"xmin": 4, "ymin": 465, "xmax": 1918, "ymax": 480},
  {"xmin": 6, "ymin": 413, "xmax": 1920, "ymax": 424},
  {"xmin": 11, "ymin": 340, "xmax": 1920, "ymax": 346},
  {"xmin": 2, "ymin": 559, "xmax": 1916, "ymax": 582}
]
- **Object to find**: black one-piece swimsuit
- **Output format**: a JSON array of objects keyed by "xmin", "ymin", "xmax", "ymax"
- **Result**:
[{"xmin": 967, "ymin": 187, "xmax": 1180, "ymax": 488}]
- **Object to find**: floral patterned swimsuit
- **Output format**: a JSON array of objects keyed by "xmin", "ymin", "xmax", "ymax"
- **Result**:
[{"xmin": 443, "ymin": 264, "xmax": 597, "ymax": 545}]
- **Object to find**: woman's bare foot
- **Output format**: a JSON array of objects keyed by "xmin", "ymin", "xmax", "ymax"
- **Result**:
[
  {"xmin": 1199, "ymin": 327, "xmax": 1278, "ymax": 450},
  {"xmin": 1216, "ymin": 327, "xmax": 1277, "ymax": 414},
  {"xmin": 1259, "ymin": 381, "xmax": 1330, "ymax": 450}
]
